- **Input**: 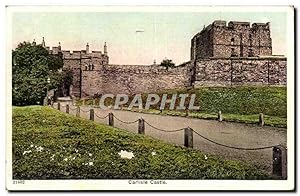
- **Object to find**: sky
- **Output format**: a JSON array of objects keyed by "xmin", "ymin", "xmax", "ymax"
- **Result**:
[{"xmin": 12, "ymin": 11, "xmax": 287, "ymax": 65}]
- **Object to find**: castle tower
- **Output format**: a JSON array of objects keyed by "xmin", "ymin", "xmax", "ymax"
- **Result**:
[
  {"xmin": 86, "ymin": 43, "xmax": 89, "ymax": 54},
  {"xmin": 32, "ymin": 39, "xmax": 36, "ymax": 46},
  {"xmin": 42, "ymin": 37, "xmax": 45, "ymax": 47},
  {"xmin": 104, "ymin": 42, "xmax": 107, "ymax": 56},
  {"xmin": 191, "ymin": 20, "xmax": 273, "ymax": 60}
]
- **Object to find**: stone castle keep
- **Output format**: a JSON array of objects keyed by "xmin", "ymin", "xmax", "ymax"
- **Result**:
[{"xmin": 43, "ymin": 20, "xmax": 286, "ymax": 98}]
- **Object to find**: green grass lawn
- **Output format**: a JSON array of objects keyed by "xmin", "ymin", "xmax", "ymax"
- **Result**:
[
  {"xmin": 127, "ymin": 109, "xmax": 287, "ymax": 128},
  {"xmin": 12, "ymin": 106, "xmax": 269, "ymax": 180},
  {"xmin": 77, "ymin": 86, "xmax": 287, "ymax": 127}
]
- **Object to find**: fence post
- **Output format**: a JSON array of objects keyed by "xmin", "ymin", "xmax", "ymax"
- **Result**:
[
  {"xmin": 138, "ymin": 118, "xmax": 145, "ymax": 134},
  {"xmin": 184, "ymin": 127, "xmax": 193, "ymax": 148},
  {"xmin": 259, "ymin": 113, "xmax": 264, "ymax": 126},
  {"xmin": 109, "ymin": 113, "xmax": 114, "ymax": 126},
  {"xmin": 272, "ymin": 145, "xmax": 287, "ymax": 179},
  {"xmin": 57, "ymin": 102, "xmax": 60, "ymax": 111},
  {"xmin": 218, "ymin": 111, "xmax": 223, "ymax": 122},
  {"xmin": 76, "ymin": 106, "xmax": 80, "ymax": 117},
  {"xmin": 66, "ymin": 104, "xmax": 69, "ymax": 114},
  {"xmin": 90, "ymin": 109, "xmax": 94, "ymax": 121}
]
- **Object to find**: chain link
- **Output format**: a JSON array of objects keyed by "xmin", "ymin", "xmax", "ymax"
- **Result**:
[
  {"xmin": 113, "ymin": 114, "xmax": 140, "ymax": 124},
  {"xmin": 69, "ymin": 107, "xmax": 78, "ymax": 111},
  {"xmin": 144, "ymin": 120, "xmax": 185, "ymax": 132},
  {"xmin": 191, "ymin": 129, "xmax": 277, "ymax": 150},
  {"xmin": 95, "ymin": 113, "xmax": 109, "ymax": 119},
  {"xmin": 80, "ymin": 108, "xmax": 90, "ymax": 113}
]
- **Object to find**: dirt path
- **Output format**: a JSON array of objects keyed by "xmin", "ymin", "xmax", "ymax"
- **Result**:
[{"xmin": 55, "ymin": 103, "xmax": 287, "ymax": 173}]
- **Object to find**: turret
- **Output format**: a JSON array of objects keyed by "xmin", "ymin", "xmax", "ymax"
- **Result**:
[
  {"xmin": 104, "ymin": 42, "xmax": 107, "ymax": 56},
  {"xmin": 32, "ymin": 39, "xmax": 36, "ymax": 46},
  {"xmin": 86, "ymin": 43, "xmax": 89, "ymax": 54},
  {"xmin": 58, "ymin": 42, "xmax": 61, "ymax": 51},
  {"xmin": 42, "ymin": 37, "xmax": 45, "ymax": 47}
]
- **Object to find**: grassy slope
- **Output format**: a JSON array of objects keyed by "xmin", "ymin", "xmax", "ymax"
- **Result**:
[
  {"xmin": 79, "ymin": 86, "xmax": 287, "ymax": 127},
  {"xmin": 12, "ymin": 106, "xmax": 269, "ymax": 180}
]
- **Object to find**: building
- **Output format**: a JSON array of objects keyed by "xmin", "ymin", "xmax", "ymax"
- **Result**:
[
  {"xmin": 190, "ymin": 20, "xmax": 286, "ymax": 87},
  {"xmin": 40, "ymin": 20, "xmax": 286, "ymax": 98},
  {"xmin": 42, "ymin": 37, "xmax": 109, "ymax": 97},
  {"xmin": 191, "ymin": 20, "xmax": 272, "ymax": 60}
]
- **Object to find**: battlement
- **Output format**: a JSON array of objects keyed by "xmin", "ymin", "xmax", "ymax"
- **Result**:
[
  {"xmin": 39, "ymin": 38, "xmax": 108, "ymax": 60},
  {"xmin": 212, "ymin": 20, "xmax": 226, "ymax": 26},
  {"xmin": 210, "ymin": 20, "xmax": 269, "ymax": 30},
  {"xmin": 227, "ymin": 21, "xmax": 251, "ymax": 30},
  {"xmin": 252, "ymin": 22, "xmax": 270, "ymax": 29}
]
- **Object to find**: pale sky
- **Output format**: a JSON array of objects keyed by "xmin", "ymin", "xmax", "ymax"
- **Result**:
[{"xmin": 12, "ymin": 12, "xmax": 287, "ymax": 65}]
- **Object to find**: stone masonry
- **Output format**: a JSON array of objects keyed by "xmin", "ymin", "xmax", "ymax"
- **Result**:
[
  {"xmin": 191, "ymin": 20, "xmax": 272, "ymax": 59},
  {"xmin": 42, "ymin": 20, "xmax": 286, "ymax": 98},
  {"xmin": 191, "ymin": 20, "xmax": 286, "ymax": 87}
]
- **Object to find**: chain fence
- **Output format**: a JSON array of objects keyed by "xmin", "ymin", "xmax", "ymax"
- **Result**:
[
  {"xmin": 52, "ymin": 103, "xmax": 287, "ymax": 178},
  {"xmin": 95, "ymin": 113, "xmax": 109, "ymax": 120},
  {"xmin": 55, "ymin": 104, "xmax": 280, "ymax": 151},
  {"xmin": 113, "ymin": 114, "xmax": 140, "ymax": 124},
  {"xmin": 69, "ymin": 107, "xmax": 78, "ymax": 111},
  {"xmin": 80, "ymin": 108, "xmax": 90, "ymax": 113},
  {"xmin": 191, "ymin": 129, "xmax": 276, "ymax": 150},
  {"xmin": 144, "ymin": 120, "xmax": 186, "ymax": 133}
]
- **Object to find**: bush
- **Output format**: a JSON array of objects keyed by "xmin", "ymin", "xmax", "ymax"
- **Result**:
[{"xmin": 12, "ymin": 42, "xmax": 71, "ymax": 106}]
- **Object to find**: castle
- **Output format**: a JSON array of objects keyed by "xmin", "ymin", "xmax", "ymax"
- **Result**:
[
  {"xmin": 191, "ymin": 21, "xmax": 272, "ymax": 59},
  {"xmin": 42, "ymin": 20, "xmax": 287, "ymax": 98}
]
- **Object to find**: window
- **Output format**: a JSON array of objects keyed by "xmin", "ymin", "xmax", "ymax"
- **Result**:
[
  {"xmin": 231, "ymin": 38, "xmax": 234, "ymax": 45},
  {"xmin": 231, "ymin": 48, "xmax": 235, "ymax": 57},
  {"xmin": 249, "ymin": 49, "xmax": 253, "ymax": 57}
]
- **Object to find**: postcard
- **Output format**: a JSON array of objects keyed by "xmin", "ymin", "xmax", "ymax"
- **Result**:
[{"xmin": 6, "ymin": 5, "xmax": 295, "ymax": 191}]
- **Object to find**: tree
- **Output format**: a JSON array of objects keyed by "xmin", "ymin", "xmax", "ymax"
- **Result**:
[
  {"xmin": 12, "ymin": 42, "xmax": 68, "ymax": 106},
  {"xmin": 160, "ymin": 58, "xmax": 175, "ymax": 69}
]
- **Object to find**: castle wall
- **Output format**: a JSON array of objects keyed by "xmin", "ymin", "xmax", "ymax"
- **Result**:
[
  {"xmin": 250, "ymin": 23, "xmax": 272, "ymax": 56},
  {"xmin": 80, "ymin": 64, "xmax": 191, "ymax": 96},
  {"xmin": 61, "ymin": 49, "xmax": 109, "ymax": 97},
  {"xmin": 46, "ymin": 20, "xmax": 285, "ymax": 99},
  {"xmin": 81, "ymin": 70, "xmax": 103, "ymax": 97},
  {"xmin": 194, "ymin": 57, "xmax": 286, "ymax": 87},
  {"xmin": 191, "ymin": 20, "xmax": 273, "ymax": 60},
  {"xmin": 62, "ymin": 58, "xmax": 81, "ymax": 97}
]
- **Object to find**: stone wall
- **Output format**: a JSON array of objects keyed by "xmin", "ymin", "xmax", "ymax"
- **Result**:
[
  {"xmin": 194, "ymin": 57, "xmax": 286, "ymax": 87},
  {"xmin": 191, "ymin": 20, "xmax": 272, "ymax": 60},
  {"xmin": 62, "ymin": 50, "xmax": 109, "ymax": 97},
  {"xmin": 80, "ymin": 64, "xmax": 191, "ymax": 96}
]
